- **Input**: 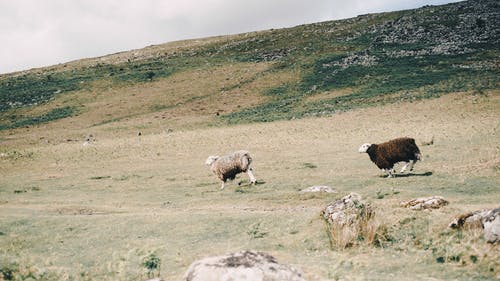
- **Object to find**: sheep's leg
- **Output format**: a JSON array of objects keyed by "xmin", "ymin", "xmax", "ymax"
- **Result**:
[
  {"xmin": 384, "ymin": 169, "xmax": 394, "ymax": 178},
  {"xmin": 220, "ymin": 181, "xmax": 226, "ymax": 190},
  {"xmin": 400, "ymin": 162, "xmax": 410, "ymax": 173},
  {"xmin": 247, "ymin": 168, "xmax": 257, "ymax": 184},
  {"xmin": 382, "ymin": 169, "xmax": 389, "ymax": 177},
  {"xmin": 408, "ymin": 160, "xmax": 416, "ymax": 171}
]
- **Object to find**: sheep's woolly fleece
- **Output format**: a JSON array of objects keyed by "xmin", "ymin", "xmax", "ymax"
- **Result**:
[{"xmin": 205, "ymin": 150, "xmax": 256, "ymax": 189}]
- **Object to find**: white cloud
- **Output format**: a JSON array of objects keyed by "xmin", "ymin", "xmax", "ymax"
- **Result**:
[{"xmin": 0, "ymin": 0, "xmax": 463, "ymax": 74}]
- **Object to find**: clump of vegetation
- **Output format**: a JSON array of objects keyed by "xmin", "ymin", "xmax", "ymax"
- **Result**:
[
  {"xmin": 0, "ymin": 262, "xmax": 59, "ymax": 281},
  {"xmin": 429, "ymin": 228, "xmax": 498, "ymax": 273},
  {"xmin": 328, "ymin": 210, "xmax": 383, "ymax": 249},
  {"xmin": 247, "ymin": 222, "xmax": 268, "ymax": 239},
  {"xmin": 302, "ymin": 162, "xmax": 317, "ymax": 169},
  {"xmin": 142, "ymin": 253, "xmax": 161, "ymax": 279}
]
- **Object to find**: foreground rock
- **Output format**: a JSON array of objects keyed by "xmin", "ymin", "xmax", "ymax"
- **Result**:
[
  {"xmin": 483, "ymin": 209, "xmax": 500, "ymax": 244},
  {"xmin": 400, "ymin": 196, "xmax": 448, "ymax": 210},
  {"xmin": 322, "ymin": 193, "xmax": 374, "ymax": 248},
  {"xmin": 183, "ymin": 250, "xmax": 306, "ymax": 281},
  {"xmin": 449, "ymin": 207, "xmax": 499, "ymax": 244}
]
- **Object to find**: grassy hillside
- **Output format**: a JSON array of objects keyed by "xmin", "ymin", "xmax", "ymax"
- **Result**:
[
  {"xmin": 0, "ymin": 0, "xmax": 499, "ymax": 280},
  {"xmin": 0, "ymin": 0, "xmax": 498, "ymax": 134}
]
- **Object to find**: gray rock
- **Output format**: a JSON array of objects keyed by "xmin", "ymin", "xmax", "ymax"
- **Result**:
[
  {"xmin": 183, "ymin": 250, "xmax": 306, "ymax": 281},
  {"xmin": 300, "ymin": 185, "xmax": 337, "ymax": 193},
  {"xmin": 449, "ymin": 208, "xmax": 500, "ymax": 244},
  {"xmin": 483, "ymin": 209, "xmax": 499, "ymax": 244},
  {"xmin": 400, "ymin": 196, "xmax": 448, "ymax": 210},
  {"xmin": 323, "ymin": 193, "xmax": 373, "ymax": 226},
  {"xmin": 322, "ymin": 193, "xmax": 374, "ymax": 247},
  {"xmin": 448, "ymin": 208, "xmax": 496, "ymax": 229}
]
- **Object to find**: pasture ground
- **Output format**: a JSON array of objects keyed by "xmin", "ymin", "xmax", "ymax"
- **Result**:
[{"xmin": 1, "ymin": 91, "xmax": 499, "ymax": 280}]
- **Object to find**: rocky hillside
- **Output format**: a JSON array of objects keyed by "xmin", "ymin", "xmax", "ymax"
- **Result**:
[{"xmin": 0, "ymin": 0, "xmax": 498, "ymax": 130}]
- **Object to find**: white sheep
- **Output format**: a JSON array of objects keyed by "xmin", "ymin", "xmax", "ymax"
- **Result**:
[{"xmin": 205, "ymin": 150, "xmax": 257, "ymax": 189}]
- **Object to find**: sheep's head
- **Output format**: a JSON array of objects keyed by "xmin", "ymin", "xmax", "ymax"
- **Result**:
[
  {"xmin": 358, "ymin": 143, "xmax": 372, "ymax": 153},
  {"xmin": 205, "ymin": 156, "xmax": 219, "ymax": 166}
]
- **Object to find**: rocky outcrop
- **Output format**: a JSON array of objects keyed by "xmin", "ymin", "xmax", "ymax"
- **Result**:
[{"xmin": 183, "ymin": 250, "xmax": 306, "ymax": 281}]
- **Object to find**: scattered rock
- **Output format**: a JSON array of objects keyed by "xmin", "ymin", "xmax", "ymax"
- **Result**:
[
  {"xmin": 300, "ymin": 185, "xmax": 337, "ymax": 193},
  {"xmin": 83, "ymin": 134, "xmax": 95, "ymax": 146},
  {"xmin": 449, "ymin": 208, "xmax": 499, "ymax": 244},
  {"xmin": 483, "ymin": 209, "xmax": 499, "ymax": 244},
  {"xmin": 322, "ymin": 193, "xmax": 374, "ymax": 248},
  {"xmin": 323, "ymin": 193, "xmax": 374, "ymax": 226},
  {"xmin": 448, "ymin": 208, "xmax": 497, "ymax": 229},
  {"xmin": 400, "ymin": 196, "xmax": 448, "ymax": 210},
  {"xmin": 183, "ymin": 250, "xmax": 306, "ymax": 281}
]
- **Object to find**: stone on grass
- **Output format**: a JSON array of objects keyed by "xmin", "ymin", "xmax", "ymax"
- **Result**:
[
  {"xmin": 483, "ymin": 208, "xmax": 499, "ymax": 244},
  {"xmin": 183, "ymin": 250, "xmax": 306, "ymax": 281},
  {"xmin": 449, "ymin": 207, "xmax": 499, "ymax": 244},
  {"xmin": 300, "ymin": 185, "xmax": 337, "ymax": 193},
  {"xmin": 323, "ymin": 193, "xmax": 373, "ymax": 226},
  {"xmin": 400, "ymin": 196, "xmax": 448, "ymax": 210},
  {"xmin": 322, "ymin": 193, "xmax": 374, "ymax": 248}
]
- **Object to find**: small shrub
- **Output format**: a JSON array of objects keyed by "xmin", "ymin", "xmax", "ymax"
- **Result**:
[
  {"xmin": 146, "ymin": 71, "xmax": 155, "ymax": 81},
  {"xmin": 142, "ymin": 253, "xmax": 161, "ymax": 278},
  {"xmin": 0, "ymin": 265, "xmax": 14, "ymax": 281},
  {"xmin": 302, "ymin": 162, "xmax": 317, "ymax": 169},
  {"xmin": 247, "ymin": 222, "xmax": 267, "ymax": 239}
]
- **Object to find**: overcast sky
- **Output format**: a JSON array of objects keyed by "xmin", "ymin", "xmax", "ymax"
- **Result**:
[{"xmin": 1, "ymin": 0, "xmax": 463, "ymax": 74}]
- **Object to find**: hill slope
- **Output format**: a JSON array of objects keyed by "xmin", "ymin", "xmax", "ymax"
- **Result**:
[{"xmin": 0, "ymin": 0, "xmax": 498, "ymax": 140}]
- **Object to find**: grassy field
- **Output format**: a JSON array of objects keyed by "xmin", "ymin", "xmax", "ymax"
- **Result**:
[{"xmin": 1, "ymin": 90, "xmax": 499, "ymax": 280}]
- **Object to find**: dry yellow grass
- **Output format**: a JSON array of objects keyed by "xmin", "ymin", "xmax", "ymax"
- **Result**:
[{"xmin": 1, "ymin": 90, "xmax": 499, "ymax": 280}]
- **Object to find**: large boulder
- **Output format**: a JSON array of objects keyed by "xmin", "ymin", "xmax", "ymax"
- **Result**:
[
  {"xmin": 483, "ymin": 209, "xmax": 499, "ymax": 244},
  {"xmin": 449, "ymin": 207, "xmax": 499, "ymax": 244},
  {"xmin": 322, "ymin": 193, "xmax": 374, "ymax": 248},
  {"xmin": 400, "ymin": 196, "xmax": 448, "ymax": 210},
  {"xmin": 183, "ymin": 250, "xmax": 306, "ymax": 281}
]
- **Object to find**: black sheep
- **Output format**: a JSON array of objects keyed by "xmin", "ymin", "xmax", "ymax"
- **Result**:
[{"xmin": 359, "ymin": 137, "xmax": 422, "ymax": 177}]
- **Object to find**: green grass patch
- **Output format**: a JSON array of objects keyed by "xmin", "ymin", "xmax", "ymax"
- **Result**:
[{"xmin": 0, "ymin": 106, "xmax": 75, "ymax": 130}]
